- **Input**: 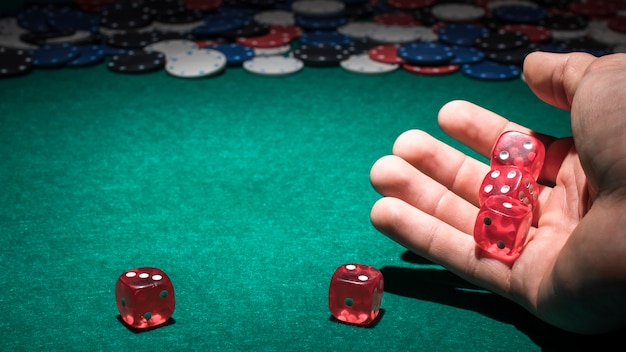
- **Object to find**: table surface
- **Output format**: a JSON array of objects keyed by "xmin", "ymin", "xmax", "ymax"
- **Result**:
[{"xmin": 1, "ymin": 56, "xmax": 623, "ymax": 351}]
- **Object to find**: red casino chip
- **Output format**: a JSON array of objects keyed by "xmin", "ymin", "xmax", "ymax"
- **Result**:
[
  {"xmin": 372, "ymin": 13, "xmax": 421, "ymax": 26},
  {"xmin": 402, "ymin": 63, "xmax": 460, "ymax": 75},
  {"xmin": 269, "ymin": 25, "xmax": 304, "ymax": 41},
  {"xmin": 368, "ymin": 44, "xmax": 405, "ymax": 64},
  {"xmin": 72, "ymin": 0, "xmax": 116, "ymax": 12},
  {"xmin": 182, "ymin": 0, "xmax": 223, "ymax": 11},
  {"xmin": 608, "ymin": 15, "xmax": 626, "ymax": 33},
  {"xmin": 236, "ymin": 32, "xmax": 292, "ymax": 48},
  {"xmin": 568, "ymin": 0, "xmax": 622, "ymax": 18},
  {"xmin": 386, "ymin": 0, "xmax": 435, "ymax": 10},
  {"xmin": 501, "ymin": 24, "xmax": 552, "ymax": 43}
]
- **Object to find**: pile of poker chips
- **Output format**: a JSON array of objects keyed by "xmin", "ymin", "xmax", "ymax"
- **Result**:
[{"xmin": 0, "ymin": 0, "xmax": 625, "ymax": 80}]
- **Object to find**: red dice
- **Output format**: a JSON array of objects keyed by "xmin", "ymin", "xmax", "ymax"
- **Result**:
[
  {"xmin": 328, "ymin": 264, "xmax": 384, "ymax": 326},
  {"xmin": 474, "ymin": 131, "xmax": 545, "ymax": 262},
  {"xmin": 491, "ymin": 131, "xmax": 545, "ymax": 180},
  {"xmin": 115, "ymin": 267, "xmax": 175, "ymax": 329},
  {"xmin": 474, "ymin": 195, "xmax": 533, "ymax": 260},
  {"xmin": 479, "ymin": 166, "xmax": 539, "ymax": 209}
]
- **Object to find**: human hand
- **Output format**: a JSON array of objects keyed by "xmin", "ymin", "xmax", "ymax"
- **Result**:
[{"xmin": 369, "ymin": 52, "xmax": 626, "ymax": 334}]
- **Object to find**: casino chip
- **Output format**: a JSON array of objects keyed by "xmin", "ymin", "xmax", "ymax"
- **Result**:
[
  {"xmin": 30, "ymin": 43, "xmax": 80, "ymax": 67},
  {"xmin": 269, "ymin": 25, "xmax": 304, "ymax": 41},
  {"xmin": 485, "ymin": 43, "xmax": 539, "ymax": 65},
  {"xmin": 437, "ymin": 23, "xmax": 490, "ymax": 47},
  {"xmin": 66, "ymin": 44, "xmax": 107, "ymax": 67},
  {"xmin": 340, "ymin": 53, "xmax": 399, "ymax": 74},
  {"xmin": 431, "ymin": 3, "xmax": 486, "ymax": 23},
  {"xmin": 295, "ymin": 14, "xmax": 348, "ymax": 31},
  {"xmin": 538, "ymin": 14, "xmax": 588, "ymax": 31},
  {"xmin": 47, "ymin": 8, "xmax": 100, "ymax": 33},
  {"xmin": 402, "ymin": 63, "xmax": 460, "ymax": 75},
  {"xmin": 492, "ymin": 5, "xmax": 548, "ymax": 24},
  {"xmin": 608, "ymin": 15, "xmax": 626, "ymax": 34},
  {"xmin": 153, "ymin": 5, "xmax": 205, "ymax": 24},
  {"xmin": 253, "ymin": 10, "xmax": 295, "ymax": 26},
  {"xmin": 99, "ymin": 1, "xmax": 154, "ymax": 31},
  {"xmin": 243, "ymin": 55, "xmax": 304, "ymax": 76},
  {"xmin": 0, "ymin": 47, "xmax": 33, "ymax": 77},
  {"xmin": 337, "ymin": 21, "xmax": 380, "ymax": 40},
  {"xmin": 462, "ymin": 61, "xmax": 522, "ymax": 81},
  {"xmin": 299, "ymin": 31, "xmax": 351, "ymax": 45},
  {"xmin": 165, "ymin": 48, "xmax": 227, "ymax": 78},
  {"xmin": 387, "ymin": 0, "xmax": 435, "ymax": 10},
  {"xmin": 500, "ymin": 24, "xmax": 552, "ymax": 43},
  {"xmin": 397, "ymin": 41, "xmax": 454, "ymax": 65},
  {"xmin": 366, "ymin": 25, "xmax": 427, "ymax": 44},
  {"xmin": 220, "ymin": 23, "xmax": 271, "ymax": 40},
  {"xmin": 191, "ymin": 16, "xmax": 246, "ymax": 37},
  {"xmin": 210, "ymin": 43, "xmax": 255, "ymax": 65},
  {"xmin": 144, "ymin": 39, "xmax": 199, "ymax": 59},
  {"xmin": 107, "ymin": 50, "xmax": 166, "ymax": 74},
  {"xmin": 372, "ymin": 13, "xmax": 420, "ymax": 27},
  {"xmin": 368, "ymin": 44, "xmax": 405, "ymax": 64},
  {"xmin": 236, "ymin": 31, "xmax": 293, "ymax": 48},
  {"xmin": 448, "ymin": 45, "xmax": 485, "ymax": 64},
  {"xmin": 474, "ymin": 30, "xmax": 529, "ymax": 51},
  {"xmin": 106, "ymin": 31, "xmax": 166, "ymax": 49},
  {"xmin": 292, "ymin": 43, "xmax": 352, "ymax": 66},
  {"xmin": 291, "ymin": 0, "xmax": 346, "ymax": 17},
  {"xmin": 253, "ymin": 44, "xmax": 291, "ymax": 56}
]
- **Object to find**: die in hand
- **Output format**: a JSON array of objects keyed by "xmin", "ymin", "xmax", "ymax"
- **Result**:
[
  {"xmin": 474, "ymin": 131, "xmax": 545, "ymax": 262},
  {"xmin": 474, "ymin": 195, "xmax": 533, "ymax": 259},
  {"xmin": 478, "ymin": 166, "xmax": 539, "ymax": 210},
  {"xmin": 328, "ymin": 264, "xmax": 384, "ymax": 326},
  {"xmin": 491, "ymin": 130, "xmax": 545, "ymax": 180},
  {"xmin": 115, "ymin": 267, "xmax": 175, "ymax": 329}
]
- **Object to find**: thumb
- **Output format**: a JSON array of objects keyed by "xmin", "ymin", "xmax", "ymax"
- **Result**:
[{"xmin": 523, "ymin": 52, "xmax": 597, "ymax": 111}]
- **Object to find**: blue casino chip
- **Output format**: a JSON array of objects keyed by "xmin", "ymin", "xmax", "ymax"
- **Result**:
[
  {"xmin": 66, "ymin": 44, "xmax": 107, "ymax": 67},
  {"xmin": 493, "ymin": 5, "xmax": 548, "ymax": 24},
  {"xmin": 30, "ymin": 43, "xmax": 80, "ymax": 67},
  {"xmin": 16, "ymin": 7, "xmax": 51, "ymax": 32},
  {"xmin": 47, "ymin": 8, "xmax": 100, "ymax": 33},
  {"xmin": 461, "ymin": 61, "xmax": 522, "ymax": 81},
  {"xmin": 397, "ymin": 41, "xmax": 454, "ymax": 66},
  {"xmin": 210, "ymin": 43, "xmax": 255, "ymax": 66},
  {"xmin": 448, "ymin": 45, "xmax": 485, "ymax": 64},
  {"xmin": 437, "ymin": 23, "xmax": 490, "ymax": 46},
  {"xmin": 299, "ymin": 30, "xmax": 351, "ymax": 46}
]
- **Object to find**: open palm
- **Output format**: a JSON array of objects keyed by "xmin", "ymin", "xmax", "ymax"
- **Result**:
[{"xmin": 370, "ymin": 52, "xmax": 626, "ymax": 334}]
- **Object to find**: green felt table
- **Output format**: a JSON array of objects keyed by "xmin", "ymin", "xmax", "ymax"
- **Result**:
[{"xmin": 1, "ymin": 49, "xmax": 623, "ymax": 351}]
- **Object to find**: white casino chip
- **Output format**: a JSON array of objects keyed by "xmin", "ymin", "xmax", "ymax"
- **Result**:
[
  {"xmin": 367, "ymin": 25, "xmax": 426, "ymax": 44},
  {"xmin": 486, "ymin": 0, "xmax": 539, "ymax": 10},
  {"xmin": 253, "ymin": 10, "xmax": 295, "ymax": 26},
  {"xmin": 165, "ymin": 48, "xmax": 227, "ymax": 78},
  {"xmin": 337, "ymin": 21, "xmax": 380, "ymax": 40},
  {"xmin": 291, "ymin": 0, "xmax": 345, "ymax": 17},
  {"xmin": 243, "ymin": 56, "xmax": 303, "ymax": 76},
  {"xmin": 431, "ymin": 3, "xmax": 486, "ymax": 23},
  {"xmin": 340, "ymin": 54, "xmax": 399, "ymax": 74},
  {"xmin": 253, "ymin": 44, "xmax": 292, "ymax": 57}
]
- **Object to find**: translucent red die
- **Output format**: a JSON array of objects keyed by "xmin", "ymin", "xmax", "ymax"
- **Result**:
[
  {"xmin": 491, "ymin": 131, "xmax": 545, "ymax": 180},
  {"xmin": 115, "ymin": 267, "xmax": 175, "ymax": 329},
  {"xmin": 474, "ymin": 195, "xmax": 532, "ymax": 261},
  {"xmin": 328, "ymin": 264, "xmax": 384, "ymax": 326},
  {"xmin": 478, "ymin": 166, "xmax": 539, "ymax": 210}
]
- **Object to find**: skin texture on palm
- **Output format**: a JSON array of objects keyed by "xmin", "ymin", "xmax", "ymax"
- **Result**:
[{"xmin": 370, "ymin": 52, "xmax": 626, "ymax": 334}]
